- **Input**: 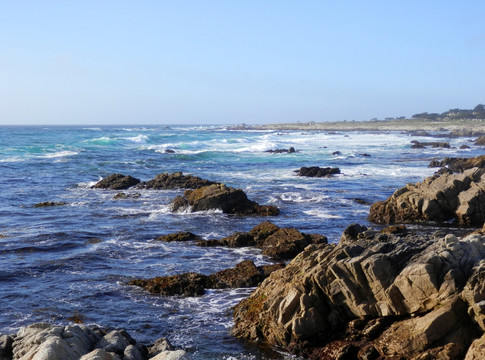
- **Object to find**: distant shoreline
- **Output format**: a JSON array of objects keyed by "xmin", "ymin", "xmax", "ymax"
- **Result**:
[{"xmin": 230, "ymin": 118, "xmax": 485, "ymax": 134}]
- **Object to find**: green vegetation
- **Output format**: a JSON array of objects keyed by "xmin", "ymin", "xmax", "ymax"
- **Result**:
[{"xmin": 410, "ymin": 104, "xmax": 485, "ymax": 121}]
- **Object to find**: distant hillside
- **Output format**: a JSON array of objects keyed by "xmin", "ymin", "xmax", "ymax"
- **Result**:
[{"xmin": 409, "ymin": 104, "xmax": 485, "ymax": 121}]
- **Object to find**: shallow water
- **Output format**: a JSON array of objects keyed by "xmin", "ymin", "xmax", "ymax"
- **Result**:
[{"xmin": 0, "ymin": 125, "xmax": 481, "ymax": 358}]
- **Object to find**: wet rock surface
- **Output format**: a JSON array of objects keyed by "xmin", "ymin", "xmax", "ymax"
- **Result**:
[
  {"xmin": 232, "ymin": 228, "xmax": 485, "ymax": 359},
  {"xmin": 139, "ymin": 172, "xmax": 218, "ymax": 190},
  {"xmin": 92, "ymin": 174, "xmax": 141, "ymax": 190},
  {"xmin": 129, "ymin": 260, "xmax": 284, "ymax": 297},
  {"xmin": 295, "ymin": 166, "xmax": 341, "ymax": 178}
]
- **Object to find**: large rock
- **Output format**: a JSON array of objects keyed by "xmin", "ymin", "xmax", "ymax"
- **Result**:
[
  {"xmin": 232, "ymin": 230, "xmax": 485, "ymax": 358},
  {"xmin": 170, "ymin": 184, "xmax": 279, "ymax": 216},
  {"xmin": 475, "ymin": 135, "xmax": 485, "ymax": 145},
  {"xmin": 92, "ymin": 174, "xmax": 140, "ymax": 190},
  {"xmin": 368, "ymin": 167, "xmax": 485, "ymax": 226},
  {"xmin": 198, "ymin": 222, "xmax": 327, "ymax": 260},
  {"xmin": 140, "ymin": 172, "xmax": 217, "ymax": 190},
  {"xmin": 429, "ymin": 155, "xmax": 485, "ymax": 173}
]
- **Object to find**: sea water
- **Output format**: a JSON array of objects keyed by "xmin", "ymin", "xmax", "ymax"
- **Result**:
[{"xmin": 0, "ymin": 125, "xmax": 481, "ymax": 359}]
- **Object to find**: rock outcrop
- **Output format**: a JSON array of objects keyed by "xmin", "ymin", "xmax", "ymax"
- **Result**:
[
  {"xmin": 140, "ymin": 172, "xmax": 218, "ymax": 190},
  {"xmin": 368, "ymin": 167, "xmax": 485, "ymax": 226},
  {"xmin": 232, "ymin": 228, "xmax": 485, "ymax": 359},
  {"xmin": 475, "ymin": 135, "xmax": 485, "ymax": 145},
  {"xmin": 265, "ymin": 147, "xmax": 296, "ymax": 154},
  {"xmin": 429, "ymin": 155, "xmax": 485, "ymax": 174},
  {"xmin": 295, "ymin": 166, "xmax": 341, "ymax": 178},
  {"xmin": 170, "ymin": 184, "xmax": 279, "ymax": 216},
  {"xmin": 410, "ymin": 140, "xmax": 451, "ymax": 149},
  {"xmin": 92, "ymin": 174, "xmax": 141, "ymax": 190},
  {"xmin": 158, "ymin": 222, "xmax": 327, "ymax": 261},
  {"xmin": 0, "ymin": 323, "xmax": 184, "ymax": 360},
  {"xmin": 129, "ymin": 260, "xmax": 284, "ymax": 297}
]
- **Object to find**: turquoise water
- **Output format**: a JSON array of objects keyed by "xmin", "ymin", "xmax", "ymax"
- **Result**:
[{"xmin": 0, "ymin": 125, "xmax": 481, "ymax": 358}]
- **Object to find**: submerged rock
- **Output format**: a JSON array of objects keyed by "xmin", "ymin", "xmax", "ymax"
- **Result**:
[
  {"xmin": 368, "ymin": 167, "xmax": 485, "ymax": 226},
  {"xmin": 170, "ymin": 184, "xmax": 279, "ymax": 216},
  {"xmin": 92, "ymin": 174, "xmax": 140, "ymax": 190},
  {"xmin": 295, "ymin": 166, "xmax": 341, "ymax": 178},
  {"xmin": 129, "ymin": 260, "xmax": 284, "ymax": 297},
  {"xmin": 265, "ymin": 147, "xmax": 296, "ymax": 154},
  {"xmin": 232, "ymin": 230, "xmax": 485, "ymax": 358},
  {"xmin": 33, "ymin": 201, "xmax": 67, "ymax": 208},
  {"xmin": 410, "ymin": 140, "xmax": 451, "ymax": 149}
]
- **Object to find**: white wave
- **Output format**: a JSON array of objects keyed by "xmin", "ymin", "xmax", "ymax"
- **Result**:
[
  {"xmin": 303, "ymin": 209, "xmax": 343, "ymax": 219},
  {"xmin": 124, "ymin": 135, "xmax": 149, "ymax": 143},
  {"xmin": 272, "ymin": 192, "xmax": 329, "ymax": 203},
  {"xmin": 37, "ymin": 150, "xmax": 78, "ymax": 159}
]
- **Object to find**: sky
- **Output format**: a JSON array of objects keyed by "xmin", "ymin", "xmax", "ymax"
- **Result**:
[{"xmin": 1, "ymin": 1, "xmax": 484, "ymax": 125}]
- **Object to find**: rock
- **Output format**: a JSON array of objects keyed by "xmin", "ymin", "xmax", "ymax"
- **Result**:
[
  {"xmin": 295, "ymin": 166, "xmax": 341, "ymax": 177},
  {"xmin": 475, "ymin": 135, "xmax": 485, "ymax": 145},
  {"xmin": 140, "ymin": 172, "xmax": 217, "ymax": 190},
  {"xmin": 339, "ymin": 223, "xmax": 368, "ymax": 243},
  {"xmin": 197, "ymin": 222, "xmax": 327, "ymax": 260},
  {"xmin": 232, "ymin": 231, "xmax": 485, "ymax": 358},
  {"xmin": 428, "ymin": 155, "xmax": 485, "ymax": 173},
  {"xmin": 170, "ymin": 184, "xmax": 279, "ymax": 216},
  {"xmin": 123, "ymin": 344, "xmax": 147, "ymax": 360},
  {"xmin": 129, "ymin": 260, "xmax": 284, "ymax": 297},
  {"xmin": 155, "ymin": 232, "xmax": 200, "ymax": 242},
  {"xmin": 92, "ymin": 174, "xmax": 140, "ymax": 190},
  {"xmin": 461, "ymin": 144, "xmax": 471, "ymax": 149},
  {"xmin": 148, "ymin": 338, "xmax": 174, "ymax": 357},
  {"xmin": 150, "ymin": 350, "xmax": 186, "ymax": 360},
  {"xmin": 265, "ymin": 147, "xmax": 296, "ymax": 154},
  {"xmin": 95, "ymin": 330, "xmax": 135, "ymax": 355},
  {"xmin": 465, "ymin": 334, "xmax": 485, "ymax": 359},
  {"xmin": 332, "ymin": 151, "xmax": 341, "ymax": 156},
  {"xmin": 33, "ymin": 201, "xmax": 67, "ymax": 208},
  {"xmin": 410, "ymin": 140, "xmax": 451, "ymax": 149},
  {"xmin": 79, "ymin": 349, "xmax": 121, "ymax": 360},
  {"xmin": 368, "ymin": 167, "xmax": 485, "ymax": 226},
  {"xmin": 129, "ymin": 273, "xmax": 208, "ymax": 296},
  {"xmin": 113, "ymin": 192, "xmax": 141, "ymax": 200},
  {"xmin": 0, "ymin": 335, "xmax": 13, "ymax": 359}
]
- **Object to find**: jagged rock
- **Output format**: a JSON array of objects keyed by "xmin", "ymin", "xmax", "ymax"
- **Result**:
[
  {"xmin": 80, "ymin": 349, "xmax": 121, "ymax": 360},
  {"xmin": 140, "ymin": 172, "xmax": 217, "ymax": 190},
  {"xmin": 429, "ymin": 155, "xmax": 485, "ymax": 173},
  {"xmin": 150, "ymin": 350, "xmax": 187, "ymax": 360},
  {"xmin": 232, "ymin": 232, "xmax": 485, "ymax": 358},
  {"xmin": 95, "ymin": 330, "xmax": 135, "ymax": 355},
  {"xmin": 295, "ymin": 166, "xmax": 341, "ymax": 178},
  {"xmin": 475, "ymin": 135, "xmax": 485, "ymax": 145},
  {"xmin": 462, "ymin": 258, "xmax": 485, "ymax": 331},
  {"xmin": 129, "ymin": 260, "xmax": 284, "ymax": 297},
  {"xmin": 368, "ymin": 167, "xmax": 485, "ymax": 226},
  {"xmin": 148, "ymin": 338, "xmax": 174, "ymax": 357},
  {"xmin": 170, "ymin": 184, "xmax": 279, "ymax": 216},
  {"xmin": 465, "ymin": 334, "xmax": 485, "ymax": 359},
  {"xmin": 92, "ymin": 174, "xmax": 140, "ymax": 190},
  {"xmin": 197, "ymin": 222, "xmax": 327, "ymax": 260}
]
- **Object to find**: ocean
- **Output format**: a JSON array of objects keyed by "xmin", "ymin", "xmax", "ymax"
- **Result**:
[{"xmin": 0, "ymin": 125, "xmax": 481, "ymax": 359}]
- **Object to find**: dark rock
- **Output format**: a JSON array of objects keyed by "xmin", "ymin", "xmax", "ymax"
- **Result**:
[
  {"xmin": 332, "ymin": 151, "xmax": 342, "ymax": 156},
  {"xmin": 411, "ymin": 140, "xmax": 451, "ymax": 149},
  {"xmin": 140, "ymin": 172, "xmax": 217, "ymax": 190},
  {"xmin": 92, "ymin": 174, "xmax": 140, "ymax": 190},
  {"xmin": 296, "ymin": 166, "xmax": 341, "ymax": 178},
  {"xmin": 164, "ymin": 149, "xmax": 175, "ymax": 153},
  {"xmin": 428, "ymin": 155, "xmax": 485, "ymax": 173},
  {"xmin": 129, "ymin": 260, "xmax": 284, "ymax": 297},
  {"xmin": 353, "ymin": 198, "xmax": 372, "ymax": 205},
  {"xmin": 0, "ymin": 334, "xmax": 13, "ymax": 359},
  {"xmin": 266, "ymin": 147, "xmax": 296, "ymax": 154},
  {"xmin": 170, "ymin": 184, "xmax": 279, "ymax": 216},
  {"xmin": 460, "ymin": 144, "xmax": 471, "ymax": 149},
  {"xmin": 129, "ymin": 273, "xmax": 208, "ymax": 296},
  {"xmin": 340, "ymin": 223, "xmax": 368, "ymax": 243},
  {"xmin": 113, "ymin": 192, "xmax": 141, "ymax": 200},
  {"xmin": 33, "ymin": 201, "xmax": 67, "ymax": 208},
  {"xmin": 155, "ymin": 232, "xmax": 200, "ymax": 242},
  {"xmin": 197, "ymin": 222, "xmax": 326, "ymax": 260}
]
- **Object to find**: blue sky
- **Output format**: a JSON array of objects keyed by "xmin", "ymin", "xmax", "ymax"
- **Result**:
[{"xmin": 1, "ymin": 1, "xmax": 484, "ymax": 125}]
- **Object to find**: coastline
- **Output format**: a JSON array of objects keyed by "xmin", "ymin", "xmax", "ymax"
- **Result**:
[{"xmin": 231, "ymin": 118, "xmax": 485, "ymax": 133}]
